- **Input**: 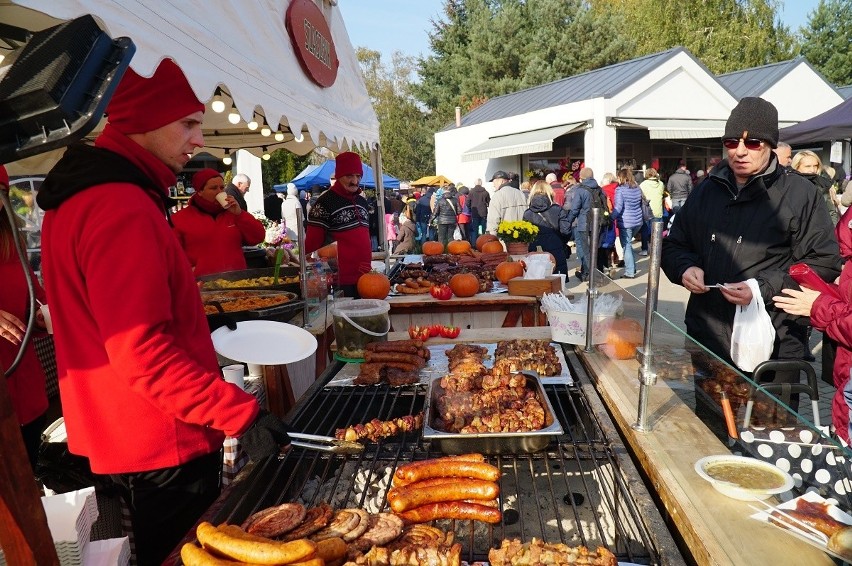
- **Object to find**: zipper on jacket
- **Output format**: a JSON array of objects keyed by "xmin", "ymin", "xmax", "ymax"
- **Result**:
[
  {"xmin": 706, "ymin": 233, "xmax": 718, "ymax": 269},
  {"xmin": 727, "ymin": 235, "xmax": 743, "ymax": 277}
]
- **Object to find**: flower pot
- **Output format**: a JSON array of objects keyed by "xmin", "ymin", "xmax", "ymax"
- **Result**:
[{"xmin": 506, "ymin": 242, "xmax": 530, "ymax": 255}]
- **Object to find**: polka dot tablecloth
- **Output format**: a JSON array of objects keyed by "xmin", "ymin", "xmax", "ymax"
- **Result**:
[{"xmin": 738, "ymin": 425, "xmax": 852, "ymax": 504}]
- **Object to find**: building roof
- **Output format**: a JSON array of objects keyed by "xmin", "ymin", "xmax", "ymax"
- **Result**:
[
  {"xmin": 717, "ymin": 57, "xmax": 815, "ymax": 99},
  {"xmin": 838, "ymin": 85, "xmax": 852, "ymax": 100},
  {"xmin": 448, "ymin": 48, "xmax": 688, "ymax": 130}
]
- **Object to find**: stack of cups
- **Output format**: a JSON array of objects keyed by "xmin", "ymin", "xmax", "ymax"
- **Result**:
[{"xmin": 221, "ymin": 364, "xmax": 245, "ymax": 390}]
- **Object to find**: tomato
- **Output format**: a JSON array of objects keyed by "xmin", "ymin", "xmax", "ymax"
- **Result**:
[
  {"xmin": 407, "ymin": 325, "xmax": 430, "ymax": 341},
  {"xmin": 428, "ymin": 324, "xmax": 443, "ymax": 337},
  {"xmin": 439, "ymin": 325, "xmax": 461, "ymax": 339},
  {"xmin": 429, "ymin": 284, "xmax": 453, "ymax": 300}
]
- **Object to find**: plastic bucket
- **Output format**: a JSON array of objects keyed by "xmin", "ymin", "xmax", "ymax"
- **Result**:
[
  {"xmin": 332, "ymin": 299, "xmax": 391, "ymax": 360},
  {"xmin": 546, "ymin": 310, "xmax": 613, "ymax": 345}
]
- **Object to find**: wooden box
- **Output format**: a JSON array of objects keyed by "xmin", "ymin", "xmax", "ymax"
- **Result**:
[{"xmin": 507, "ymin": 275, "xmax": 561, "ymax": 297}]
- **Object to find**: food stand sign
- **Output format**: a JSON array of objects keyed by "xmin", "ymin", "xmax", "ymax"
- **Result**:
[{"xmin": 285, "ymin": 0, "xmax": 339, "ymax": 88}]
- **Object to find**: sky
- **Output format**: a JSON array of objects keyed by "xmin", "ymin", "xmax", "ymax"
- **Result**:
[{"xmin": 339, "ymin": 0, "xmax": 822, "ymax": 65}]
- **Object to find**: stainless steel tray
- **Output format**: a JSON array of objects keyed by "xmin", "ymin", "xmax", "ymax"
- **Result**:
[{"xmin": 422, "ymin": 372, "xmax": 563, "ymax": 454}]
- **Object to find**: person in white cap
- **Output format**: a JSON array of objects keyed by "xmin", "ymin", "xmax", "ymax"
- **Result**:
[{"xmin": 281, "ymin": 182, "xmax": 303, "ymax": 240}]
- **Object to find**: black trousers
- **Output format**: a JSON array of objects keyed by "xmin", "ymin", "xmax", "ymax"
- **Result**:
[
  {"xmin": 21, "ymin": 412, "xmax": 47, "ymax": 471},
  {"xmin": 106, "ymin": 450, "xmax": 222, "ymax": 566}
]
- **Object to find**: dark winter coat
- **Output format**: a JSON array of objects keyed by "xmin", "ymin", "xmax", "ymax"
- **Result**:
[
  {"xmin": 564, "ymin": 178, "xmax": 601, "ymax": 232},
  {"xmin": 415, "ymin": 190, "xmax": 434, "ymax": 223},
  {"xmin": 468, "ymin": 184, "xmax": 490, "ymax": 218},
  {"xmin": 666, "ymin": 169, "xmax": 692, "ymax": 201},
  {"xmin": 434, "ymin": 193, "xmax": 460, "ymax": 225},
  {"xmin": 523, "ymin": 194, "xmax": 572, "ymax": 275},
  {"xmin": 661, "ymin": 157, "xmax": 841, "ymax": 365}
]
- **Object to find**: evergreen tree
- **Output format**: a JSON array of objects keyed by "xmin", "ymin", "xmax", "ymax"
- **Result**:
[
  {"xmin": 799, "ymin": 0, "xmax": 852, "ymax": 86},
  {"xmin": 260, "ymin": 149, "xmax": 313, "ymax": 191}
]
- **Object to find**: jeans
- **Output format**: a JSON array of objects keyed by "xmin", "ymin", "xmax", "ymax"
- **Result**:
[
  {"xmin": 619, "ymin": 225, "xmax": 639, "ymax": 277},
  {"xmin": 469, "ymin": 214, "xmax": 486, "ymax": 245},
  {"xmin": 574, "ymin": 230, "xmax": 590, "ymax": 278},
  {"xmin": 640, "ymin": 220, "xmax": 651, "ymax": 252},
  {"xmin": 416, "ymin": 221, "xmax": 428, "ymax": 241}
]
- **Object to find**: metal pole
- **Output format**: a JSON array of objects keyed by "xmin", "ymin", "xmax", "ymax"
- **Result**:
[
  {"xmin": 297, "ymin": 207, "xmax": 309, "ymax": 327},
  {"xmin": 371, "ymin": 147, "xmax": 386, "ymax": 256},
  {"xmin": 633, "ymin": 218, "xmax": 664, "ymax": 432},
  {"xmin": 584, "ymin": 208, "xmax": 601, "ymax": 352},
  {"xmin": 372, "ymin": 144, "xmax": 390, "ymax": 272}
]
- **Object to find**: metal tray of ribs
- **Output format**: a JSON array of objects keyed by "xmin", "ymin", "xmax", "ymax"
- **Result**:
[{"xmin": 422, "ymin": 372, "xmax": 563, "ymax": 454}]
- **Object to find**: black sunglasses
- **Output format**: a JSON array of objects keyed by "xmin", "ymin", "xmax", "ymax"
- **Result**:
[{"xmin": 723, "ymin": 138, "xmax": 763, "ymax": 150}]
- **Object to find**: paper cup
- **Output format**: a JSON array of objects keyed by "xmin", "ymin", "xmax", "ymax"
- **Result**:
[
  {"xmin": 222, "ymin": 364, "xmax": 245, "ymax": 389},
  {"xmin": 557, "ymin": 273, "xmax": 566, "ymax": 292},
  {"xmin": 40, "ymin": 304, "xmax": 53, "ymax": 334},
  {"xmin": 247, "ymin": 363, "xmax": 263, "ymax": 377},
  {"xmin": 215, "ymin": 192, "xmax": 229, "ymax": 208}
]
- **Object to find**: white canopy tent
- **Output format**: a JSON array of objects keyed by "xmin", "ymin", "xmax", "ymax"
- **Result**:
[{"xmin": 1, "ymin": 0, "xmax": 381, "ymax": 168}]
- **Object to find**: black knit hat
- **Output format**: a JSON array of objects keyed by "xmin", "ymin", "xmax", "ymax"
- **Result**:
[{"xmin": 723, "ymin": 97, "xmax": 779, "ymax": 148}]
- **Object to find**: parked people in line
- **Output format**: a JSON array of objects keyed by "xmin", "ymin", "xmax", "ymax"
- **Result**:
[
  {"xmin": 456, "ymin": 185, "xmax": 471, "ymax": 242},
  {"xmin": 468, "ymin": 178, "xmax": 490, "ymax": 245},
  {"xmin": 172, "ymin": 168, "xmax": 266, "ymax": 277},
  {"xmin": 662, "ymin": 97, "xmax": 840, "ymax": 402},
  {"xmin": 666, "ymin": 160, "xmax": 692, "ymax": 216},
  {"xmin": 394, "ymin": 205, "xmax": 416, "ymax": 255},
  {"xmin": 564, "ymin": 168, "xmax": 603, "ymax": 283},
  {"xmin": 0, "ymin": 165, "xmax": 48, "ymax": 471},
  {"xmin": 692, "ymin": 169, "xmax": 706, "ymax": 189},
  {"xmin": 639, "ymin": 167, "xmax": 666, "ymax": 255},
  {"xmin": 281, "ymin": 183, "xmax": 303, "ymax": 240},
  {"xmin": 37, "ymin": 60, "xmax": 292, "ymax": 565},
  {"xmin": 793, "ymin": 150, "xmax": 839, "ymax": 225},
  {"xmin": 305, "ymin": 152, "xmax": 372, "ymax": 297},
  {"xmin": 611, "ymin": 168, "xmax": 644, "ymax": 279},
  {"xmin": 433, "ymin": 186, "xmax": 460, "ymax": 249},
  {"xmin": 774, "ymin": 141, "xmax": 793, "ymax": 168},
  {"xmin": 486, "ymin": 170, "xmax": 527, "ymax": 235},
  {"xmin": 384, "ymin": 193, "xmax": 397, "ymax": 251},
  {"xmin": 546, "ymin": 172, "xmax": 565, "ymax": 207},
  {"xmin": 225, "ymin": 173, "xmax": 251, "ymax": 211},
  {"xmin": 523, "ymin": 181, "xmax": 572, "ymax": 276}
]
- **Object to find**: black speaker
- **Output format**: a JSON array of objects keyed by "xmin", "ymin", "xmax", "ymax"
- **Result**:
[{"xmin": 0, "ymin": 14, "xmax": 135, "ymax": 162}]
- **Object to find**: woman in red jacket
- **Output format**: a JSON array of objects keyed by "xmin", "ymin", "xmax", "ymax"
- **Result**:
[
  {"xmin": 0, "ymin": 165, "xmax": 49, "ymax": 470},
  {"xmin": 172, "ymin": 168, "xmax": 265, "ymax": 276}
]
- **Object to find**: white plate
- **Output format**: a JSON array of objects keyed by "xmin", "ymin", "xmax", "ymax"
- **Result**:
[
  {"xmin": 749, "ymin": 491, "xmax": 852, "ymax": 562},
  {"xmin": 211, "ymin": 320, "xmax": 317, "ymax": 365},
  {"xmin": 694, "ymin": 455, "xmax": 794, "ymax": 501}
]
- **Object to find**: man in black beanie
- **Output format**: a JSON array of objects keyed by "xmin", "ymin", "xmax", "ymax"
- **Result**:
[{"xmin": 662, "ymin": 97, "xmax": 840, "ymax": 411}]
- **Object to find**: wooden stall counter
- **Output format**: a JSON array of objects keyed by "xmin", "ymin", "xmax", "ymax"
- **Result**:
[{"xmin": 387, "ymin": 292, "xmax": 544, "ymax": 331}]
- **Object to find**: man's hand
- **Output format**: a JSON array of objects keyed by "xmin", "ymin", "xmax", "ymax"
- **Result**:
[
  {"xmin": 772, "ymin": 287, "xmax": 820, "ymax": 317},
  {"xmin": 719, "ymin": 281, "xmax": 754, "ymax": 305},
  {"xmin": 0, "ymin": 310, "xmax": 25, "ymax": 345},
  {"xmin": 682, "ymin": 266, "xmax": 708, "ymax": 294},
  {"xmin": 240, "ymin": 409, "xmax": 292, "ymax": 461}
]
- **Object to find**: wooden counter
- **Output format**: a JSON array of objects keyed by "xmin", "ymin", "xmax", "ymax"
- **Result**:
[{"xmin": 387, "ymin": 292, "xmax": 544, "ymax": 330}]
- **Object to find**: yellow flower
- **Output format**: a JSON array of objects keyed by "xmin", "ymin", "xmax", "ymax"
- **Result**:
[{"xmin": 513, "ymin": 231, "xmax": 519, "ymax": 239}]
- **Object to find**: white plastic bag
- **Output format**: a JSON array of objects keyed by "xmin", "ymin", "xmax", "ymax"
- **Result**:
[
  {"xmin": 730, "ymin": 278, "xmax": 775, "ymax": 372},
  {"xmin": 452, "ymin": 225, "xmax": 462, "ymax": 240}
]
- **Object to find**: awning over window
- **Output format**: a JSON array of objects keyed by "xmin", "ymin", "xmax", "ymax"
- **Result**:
[
  {"xmin": 461, "ymin": 122, "xmax": 586, "ymax": 162},
  {"xmin": 613, "ymin": 118, "xmax": 727, "ymax": 139}
]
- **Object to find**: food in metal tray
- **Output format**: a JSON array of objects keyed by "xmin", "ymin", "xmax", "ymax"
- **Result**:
[
  {"xmin": 202, "ymin": 290, "xmax": 293, "ymax": 314},
  {"xmin": 493, "ymin": 339, "xmax": 561, "ymax": 377},
  {"xmin": 202, "ymin": 275, "xmax": 299, "ymax": 289},
  {"xmin": 489, "ymin": 538, "xmax": 617, "ymax": 566}
]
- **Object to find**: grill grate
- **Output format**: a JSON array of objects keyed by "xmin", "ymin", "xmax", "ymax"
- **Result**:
[{"xmin": 213, "ymin": 381, "xmax": 661, "ymax": 564}]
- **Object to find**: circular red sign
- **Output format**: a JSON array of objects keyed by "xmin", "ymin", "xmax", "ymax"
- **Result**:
[{"xmin": 285, "ymin": 0, "xmax": 339, "ymax": 88}]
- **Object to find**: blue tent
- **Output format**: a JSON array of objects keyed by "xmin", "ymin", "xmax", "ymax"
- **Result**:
[{"xmin": 275, "ymin": 160, "xmax": 400, "ymax": 192}]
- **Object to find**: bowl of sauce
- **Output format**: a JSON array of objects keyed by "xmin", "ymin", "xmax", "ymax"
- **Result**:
[{"xmin": 695, "ymin": 455, "xmax": 794, "ymax": 500}]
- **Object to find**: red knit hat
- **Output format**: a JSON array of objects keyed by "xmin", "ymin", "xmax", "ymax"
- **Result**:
[
  {"xmin": 0, "ymin": 165, "xmax": 8, "ymax": 191},
  {"xmin": 335, "ymin": 152, "xmax": 363, "ymax": 178},
  {"xmin": 192, "ymin": 168, "xmax": 223, "ymax": 192},
  {"xmin": 106, "ymin": 59, "xmax": 205, "ymax": 134}
]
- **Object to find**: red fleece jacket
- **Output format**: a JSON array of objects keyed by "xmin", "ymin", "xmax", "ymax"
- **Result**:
[
  {"xmin": 171, "ymin": 196, "xmax": 265, "ymax": 276},
  {"xmin": 41, "ymin": 127, "xmax": 259, "ymax": 474}
]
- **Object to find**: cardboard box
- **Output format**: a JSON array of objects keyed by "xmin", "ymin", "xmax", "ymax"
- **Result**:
[{"xmin": 507, "ymin": 275, "xmax": 562, "ymax": 297}]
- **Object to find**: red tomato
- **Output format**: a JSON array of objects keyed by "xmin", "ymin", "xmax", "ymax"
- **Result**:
[
  {"xmin": 428, "ymin": 324, "xmax": 442, "ymax": 337},
  {"xmin": 439, "ymin": 325, "xmax": 461, "ymax": 338},
  {"xmin": 407, "ymin": 325, "xmax": 430, "ymax": 341},
  {"xmin": 429, "ymin": 284, "xmax": 453, "ymax": 300}
]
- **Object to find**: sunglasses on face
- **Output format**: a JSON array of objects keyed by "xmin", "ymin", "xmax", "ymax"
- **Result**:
[{"xmin": 723, "ymin": 138, "xmax": 764, "ymax": 150}]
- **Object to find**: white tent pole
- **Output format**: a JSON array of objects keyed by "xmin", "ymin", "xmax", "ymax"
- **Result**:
[{"xmin": 372, "ymin": 145, "xmax": 387, "ymax": 257}]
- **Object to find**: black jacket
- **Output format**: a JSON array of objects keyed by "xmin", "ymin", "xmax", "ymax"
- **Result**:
[
  {"xmin": 661, "ymin": 156, "xmax": 841, "ymax": 363},
  {"xmin": 523, "ymin": 194, "xmax": 572, "ymax": 275},
  {"xmin": 434, "ymin": 193, "xmax": 460, "ymax": 225},
  {"xmin": 666, "ymin": 169, "xmax": 692, "ymax": 200},
  {"xmin": 468, "ymin": 184, "xmax": 490, "ymax": 218}
]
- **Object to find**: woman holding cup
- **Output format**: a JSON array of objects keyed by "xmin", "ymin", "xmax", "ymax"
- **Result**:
[
  {"xmin": 0, "ymin": 165, "xmax": 49, "ymax": 471},
  {"xmin": 171, "ymin": 168, "xmax": 266, "ymax": 276}
]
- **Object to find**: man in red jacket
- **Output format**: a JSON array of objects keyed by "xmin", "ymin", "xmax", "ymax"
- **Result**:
[
  {"xmin": 305, "ymin": 152, "xmax": 372, "ymax": 297},
  {"xmin": 37, "ymin": 59, "xmax": 290, "ymax": 565}
]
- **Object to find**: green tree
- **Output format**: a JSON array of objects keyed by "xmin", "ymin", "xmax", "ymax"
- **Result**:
[
  {"xmin": 799, "ymin": 0, "xmax": 852, "ymax": 86},
  {"xmin": 356, "ymin": 47, "xmax": 436, "ymax": 180},
  {"xmin": 260, "ymin": 149, "xmax": 313, "ymax": 192}
]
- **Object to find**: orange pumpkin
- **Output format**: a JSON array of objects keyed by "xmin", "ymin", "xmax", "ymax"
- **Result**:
[
  {"xmin": 422, "ymin": 241, "xmax": 444, "ymax": 256},
  {"xmin": 356, "ymin": 271, "xmax": 391, "ymax": 300},
  {"xmin": 475, "ymin": 233, "xmax": 498, "ymax": 251},
  {"xmin": 449, "ymin": 273, "xmax": 479, "ymax": 297},
  {"xmin": 446, "ymin": 240, "xmax": 472, "ymax": 255},
  {"xmin": 480, "ymin": 240, "xmax": 504, "ymax": 254},
  {"xmin": 495, "ymin": 259, "xmax": 524, "ymax": 284},
  {"xmin": 598, "ymin": 318, "xmax": 643, "ymax": 360},
  {"xmin": 317, "ymin": 242, "xmax": 338, "ymax": 259}
]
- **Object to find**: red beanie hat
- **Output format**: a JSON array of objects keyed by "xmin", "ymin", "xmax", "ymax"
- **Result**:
[
  {"xmin": 107, "ymin": 59, "xmax": 205, "ymax": 134},
  {"xmin": 335, "ymin": 152, "xmax": 363, "ymax": 178},
  {"xmin": 192, "ymin": 168, "xmax": 223, "ymax": 192},
  {"xmin": 0, "ymin": 165, "xmax": 8, "ymax": 191}
]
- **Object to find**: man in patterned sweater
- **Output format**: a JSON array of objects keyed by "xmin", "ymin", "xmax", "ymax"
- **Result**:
[{"xmin": 305, "ymin": 152, "xmax": 371, "ymax": 297}]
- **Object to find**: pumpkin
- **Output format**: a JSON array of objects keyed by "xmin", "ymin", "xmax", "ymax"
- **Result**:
[
  {"xmin": 495, "ymin": 259, "xmax": 524, "ymax": 284},
  {"xmin": 422, "ymin": 241, "xmax": 444, "ymax": 256},
  {"xmin": 446, "ymin": 240, "xmax": 472, "ymax": 255},
  {"xmin": 481, "ymin": 240, "xmax": 505, "ymax": 254},
  {"xmin": 449, "ymin": 273, "xmax": 479, "ymax": 297},
  {"xmin": 356, "ymin": 271, "xmax": 391, "ymax": 300},
  {"xmin": 476, "ymin": 233, "xmax": 498, "ymax": 251},
  {"xmin": 316, "ymin": 242, "xmax": 338, "ymax": 259},
  {"xmin": 598, "ymin": 318, "xmax": 643, "ymax": 360}
]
